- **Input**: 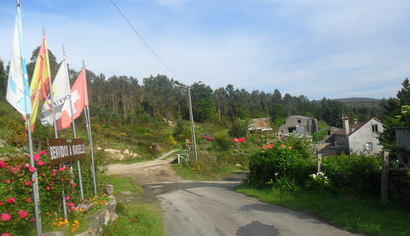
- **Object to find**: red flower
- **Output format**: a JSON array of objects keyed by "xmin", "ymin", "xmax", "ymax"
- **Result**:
[
  {"xmin": 59, "ymin": 167, "xmax": 64, "ymax": 172},
  {"xmin": 2, "ymin": 233, "xmax": 11, "ymax": 236},
  {"xmin": 40, "ymin": 151, "xmax": 46, "ymax": 155},
  {"xmin": 6, "ymin": 198, "xmax": 15, "ymax": 204},
  {"xmin": 0, "ymin": 161, "xmax": 5, "ymax": 168},
  {"xmin": 26, "ymin": 198, "xmax": 32, "ymax": 203},
  {"xmin": 38, "ymin": 161, "xmax": 44, "ymax": 166},
  {"xmin": 29, "ymin": 167, "xmax": 35, "ymax": 172},
  {"xmin": 0, "ymin": 202, "xmax": 3, "ymax": 205},
  {"xmin": 33, "ymin": 154, "xmax": 40, "ymax": 161},
  {"xmin": 24, "ymin": 163, "xmax": 30, "ymax": 168},
  {"xmin": 5, "ymin": 179, "xmax": 10, "ymax": 183},
  {"xmin": 30, "ymin": 218, "xmax": 35, "ymax": 222},
  {"xmin": 72, "ymin": 182, "xmax": 77, "ymax": 187},
  {"xmin": 46, "ymin": 186, "xmax": 51, "ymax": 190},
  {"xmin": 19, "ymin": 210, "xmax": 28, "ymax": 218},
  {"xmin": 65, "ymin": 196, "xmax": 70, "ymax": 201},
  {"xmin": 25, "ymin": 180, "xmax": 30, "ymax": 186},
  {"xmin": 1, "ymin": 214, "xmax": 11, "ymax": 221}
]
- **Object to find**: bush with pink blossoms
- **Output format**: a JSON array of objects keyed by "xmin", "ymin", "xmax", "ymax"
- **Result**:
[{"xmin": 0, "ymin": 151, "xmax": 79, "ymax": 235}]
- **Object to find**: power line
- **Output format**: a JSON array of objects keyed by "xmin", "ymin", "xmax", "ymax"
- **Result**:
[{"xmin": 110, "ymin": 0, "xmax": 185, "ymax": 84}]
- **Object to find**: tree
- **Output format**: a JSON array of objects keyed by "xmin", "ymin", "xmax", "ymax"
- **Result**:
[
  {"xmin": 213, "ymin": 89, "xmax": 228, "ymax": 125},
  {"xmin": 0, "ymin": 59, "xmax": 7, "ymax": 96},
  {"xmin": 397, "ymin": 78, "xmax": 410, "ymax": 106},
  {"xmin": 270, "ymin": 104, "xmax": 287, "ymax": 122},
  {"xmin": 228, "ymin": 120, "xmax": 248, "ymax": 138},
  {"xmin": 26, "ymin": 46, "xmax": 59, "ymax": 83}
]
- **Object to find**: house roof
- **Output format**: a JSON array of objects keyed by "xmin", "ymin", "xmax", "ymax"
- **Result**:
[
  {"xmin": 248, "ymin": 117, "xmax": 271, "ymax": 131},
  {"xmin": 261, "ymin": 143, "xmax": 292, "ymax": 150},
  {"xmin": 334, "ymin": 117, "xmax": 383, "ymax": 136}
]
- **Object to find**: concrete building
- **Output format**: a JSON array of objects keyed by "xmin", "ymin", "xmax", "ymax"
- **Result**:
[
  {"xmin": 395, "ymin": 127, "xmax": 410, "ymax": 167},
  {"xmin": 278, "ymin": 115, "xmax": 318, "ymax": 136},
  {"xmin": 334, "ymin": 117, "xmax": 384, "ymax": 155}
]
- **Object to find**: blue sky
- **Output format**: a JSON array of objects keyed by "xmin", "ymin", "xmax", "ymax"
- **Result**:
[{"xmin": 1, "ymin": 0, "xmax": 409, "ymax": 100}]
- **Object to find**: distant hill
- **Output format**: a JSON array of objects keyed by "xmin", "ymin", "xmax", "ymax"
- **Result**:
[{"xmin": 331, "ymin": 97, "xmax": 381, "ymax": 104}]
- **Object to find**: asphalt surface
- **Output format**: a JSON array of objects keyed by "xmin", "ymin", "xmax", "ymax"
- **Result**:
[{"xmin": 150, "ymin": 180, "xmax": 362, "ymax": 236}]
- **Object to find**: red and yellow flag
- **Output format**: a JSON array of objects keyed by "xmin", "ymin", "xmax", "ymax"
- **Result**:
[{"xmin": 27, "ymin": 36, "xmax": 52, "ymax": 132}]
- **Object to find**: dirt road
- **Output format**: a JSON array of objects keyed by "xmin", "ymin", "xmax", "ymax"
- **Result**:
[{"xmin": 107, "ymin": 149, "xmax": 183, "ymax": 185}]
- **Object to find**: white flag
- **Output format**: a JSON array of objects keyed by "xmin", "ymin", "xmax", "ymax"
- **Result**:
[
  {"xmin": 39, "ymin": 60, "xmax": 71, "ymax": 127},
  {"xmin": 6, "ymin": 7, "xmax": 32, "ymax": 116}
]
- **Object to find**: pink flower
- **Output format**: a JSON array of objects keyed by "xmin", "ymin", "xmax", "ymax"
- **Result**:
[
  {"xmin": 33, "ymin": 154, "xmax": 40, "ymax": 161},
  {"xmin": 32, "ymin": 178, "xmax": 35, "ymax": 182},
  {"xmin": 61, "ymin": 178, "xmax": 64, "ymax": 181},
  {"xmin": 59, "ymin": 167, "xmax": 64, "ymax": 172},
  {"xmin": 5, "ymin": 179, "xmax": 10, "ymax": 183},
  {"xmin": 0, "ymin": 161, "xmax": 5, "ymax": 168},
  {"xmin": 50, "ymin": 181, "xmax": 54, "ymax": 186},
  {"xmin": 52, "ymin": 169, "xmax": 57, "ymax": 172},
  {"xmin": 29, "ymin": 167, "xmax": 35, "ymax": 172},
  {"xmin": 69, "ymin": 203, "xmax": 74, "ymax": 207},
  {"xmin": 6, "ymin": 198, "xmax": 15, "ymax": 204},
  {"xmin": 38, "ymin": 161, "xmax": 44, "ymax": 166},
  {"xmin": 2, "ymin": 233, "xmax": 11, "ymax": 236},
  {"xmin": 25, "ymin": 180, "xmax": 30, "ymax": 186},
  {"xmin": 1, "ymin": 214, "xmax": 11, "ymax": 221},
  {"xmin": 72, "ymin": 182, "xmax": 77, "ymax": 187},
  {"xmin": 40, "ymin": 151, "xmax": 46, "ymax": 155},
  {"xmin": 24, "ymin": 163, "xmax": 30, "ymax": 168},
  {"xmin": 65, "ymin": 196, "xmax": 70, "ymax": 201},
  {"xmin": 0, "ymin": 202, "xmax": 3, "ymax": 205},
  {"xmin": 19, "ymin": 210, "xmax": 28, "ymax": 218},
  {"xmin": 71, "ymin": 206, "xmax": 76, "ymax": 211},
  {"xmin": 26, "ymin": 198, "xmax": 32, "ymax": 203},
  {"xmin": 30, "ymin": 218, "xmax": 35, "ymax": 222},
  {"xmin": 51, "ymin": 173, "xmax": 56, "ymax": 177},
  {"xmin": 46, "ymin": 186, "xmax": 50, "ymax": 190}
]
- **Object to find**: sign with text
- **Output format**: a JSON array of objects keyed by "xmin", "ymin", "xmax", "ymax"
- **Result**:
[{"xmin": 47, "ymin": 138, "xmax": 86, "ymax": 166}]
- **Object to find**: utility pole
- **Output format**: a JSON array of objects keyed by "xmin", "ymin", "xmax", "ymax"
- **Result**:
[
  {"xmin": 177, "ymin": 81, "xmax": 200, "ymax": 162},
  {"xmin": 187, "ymin": 85, "xmax": 198, "ymax": 162}
]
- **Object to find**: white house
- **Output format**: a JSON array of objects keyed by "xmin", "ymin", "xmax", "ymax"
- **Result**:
[{"xmin": 334, "ymin": 117, "xmax": 384, "ymax": 155}]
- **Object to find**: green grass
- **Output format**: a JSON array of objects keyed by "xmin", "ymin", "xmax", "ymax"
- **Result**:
[
  {"xmin": 235, "ymin": 184, "xmax": 410, "ymax": 236},
  {"xmin": 102, "ymin": 175, "xmax": 165, "ymax": 236},
  {"xmin": 317, "ymin": 120, "xmax": 329, "ymax": 130}
]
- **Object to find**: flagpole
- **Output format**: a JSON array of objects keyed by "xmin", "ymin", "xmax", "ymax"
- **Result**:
[
  {"xmin": 63, "ymin": 45, "xmax": 84, "ymax": 199},
  {"xmin": 83, "ymin": 61, "xmax": 97, "ymax": 197},
  {"xmin": 27, "ymin": 116, "xmax": 42, "ymax": 236},
  {"xmin": 43, "ymin": 27, "xmax": 58, "ymax": 139}
]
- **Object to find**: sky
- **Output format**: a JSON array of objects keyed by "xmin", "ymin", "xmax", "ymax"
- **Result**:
[{"xmin": 1, "ymin": 0, "xmax": 410, "ymax": 101}]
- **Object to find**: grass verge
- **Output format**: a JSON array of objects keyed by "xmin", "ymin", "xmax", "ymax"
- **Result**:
[
  {"xmin": 235, "ymin": 184, "xmax": 410, "ymax": 236},
  {"xmin": 102, "ymin": 175, "xmax": 165, "ymax": 236}
]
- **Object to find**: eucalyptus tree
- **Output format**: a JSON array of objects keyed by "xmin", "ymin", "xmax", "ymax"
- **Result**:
[
  {"xmin": 0, "ymin": 59, "xmax": 6, "ymax": 96},
  {"xmin": 191, "ymin": 83, "xmax": 214, "ymax": 123},
  {"xmin": 213, "ymin": 89, "xmax": 228, "ymax": 125}
]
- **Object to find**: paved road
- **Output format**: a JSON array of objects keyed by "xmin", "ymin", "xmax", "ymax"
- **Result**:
[{"xmin": 149, "ymin": 181, "xmax": 362, "ymax": 236}]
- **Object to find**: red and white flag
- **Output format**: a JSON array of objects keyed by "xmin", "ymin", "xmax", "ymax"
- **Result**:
[{"xmin": 58, "ymin": 68, "xmax": 88, "ymax": 130}]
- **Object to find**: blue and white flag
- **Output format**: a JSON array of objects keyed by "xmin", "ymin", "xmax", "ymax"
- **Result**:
[{"xmin": 6, "ymin": 6, "xmax": 32, "ymax": 116}]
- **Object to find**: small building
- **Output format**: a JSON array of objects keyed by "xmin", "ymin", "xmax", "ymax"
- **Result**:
[
  {"xmin": 248, "ymin": 118, "xmax": 272, "ymax": 133},
  {"xmin": 278, "ymin": 115, "xmax": 318, "ymax": 136},
  {"xmin": 334, "ymin": 117, "xmax": 384, "ymax": 155}
]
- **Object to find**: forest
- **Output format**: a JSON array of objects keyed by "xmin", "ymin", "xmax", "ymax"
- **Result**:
[{"xmin": 0, "ymin": 47, "xmax": 395, "ymax": 129}]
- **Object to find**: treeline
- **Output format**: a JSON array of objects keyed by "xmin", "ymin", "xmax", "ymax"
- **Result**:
[{"xmin": 0, "ymin": 47, "xmax": 387, "ymax": 128}]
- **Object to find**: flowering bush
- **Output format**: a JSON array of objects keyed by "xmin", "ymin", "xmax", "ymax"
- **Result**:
[
  {"xmin": 305, "ymin": 172, "xmax": 335, "ymax": 192},
  {"xmin": 0, "ymin": 151, "xmax": 79, "ymax": 235}
]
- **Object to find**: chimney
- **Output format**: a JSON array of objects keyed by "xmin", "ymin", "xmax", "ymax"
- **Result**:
[
  {"xmin": 344, "ymin": 116, "xmax": 349, "ymax": 135},
  {"xmin": 354, "ymin": 118, "xmax": 357, "ymax": 124}
]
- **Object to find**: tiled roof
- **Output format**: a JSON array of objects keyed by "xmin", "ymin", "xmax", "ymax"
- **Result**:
[
  {"xmin": 334, "ymin": 117, "xmax": 383, "ymax": 136},
  {"xmin": 261, "ymin": 144, "xmax": 292, "ymax": 150}
]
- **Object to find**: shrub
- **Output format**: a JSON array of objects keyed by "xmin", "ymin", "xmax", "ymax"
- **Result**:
[
  {"xmin": 212, "ymin": 133, "xmax": 233, "ymax": 152},
  {"xmin": 321, "ymin": 153, "xmax": 381, "ymax": 196},
  {"xmin": 247, "ymin": 142, "xmax": 316, "ymax": 187}
]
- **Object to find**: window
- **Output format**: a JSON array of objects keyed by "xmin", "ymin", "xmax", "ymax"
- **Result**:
[
  {"xmin": 298, "ymin": 120, "xmax": 301, "ymax": 123},
  {"xmin": 372, "ymin": 125, "xmax": 378, "ymax": 132},
  {"xmin": 366, "ymin": 142, "xmax": 373, "ymax": 150},
  {"xmin": 327, "ymin": 130, "xmax": 331, "ymax": 135}
]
